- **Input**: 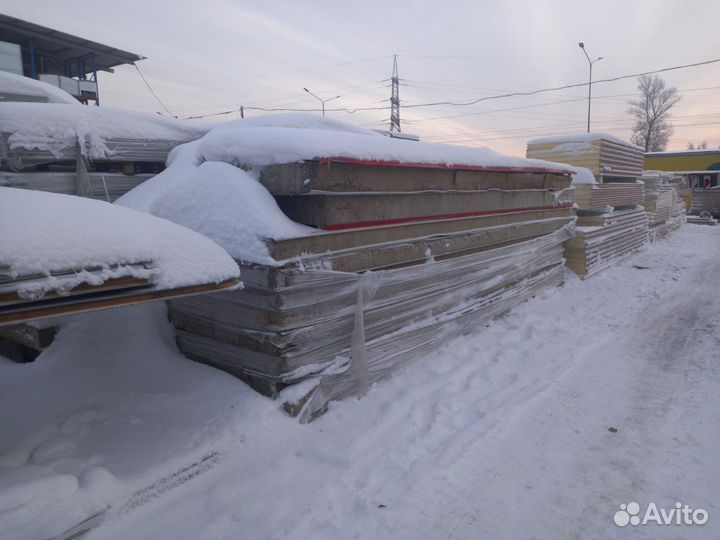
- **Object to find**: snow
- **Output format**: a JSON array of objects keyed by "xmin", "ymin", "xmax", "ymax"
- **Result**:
[
  {"xmin": 1, "ymin": 225, "xmax": 718, "ymax": 539},
  {"xmin": 149, "ymin": 161, "xmax": 316, "ymax": 264},
  {"xmin": 213, "ymin": 112, "xmax": 376, "ymax": 135},
  {"xmin": 572, "ymin": 166, "xmax": 597, "ymax": 184},
  {"xmin": 550, "ymin": 142, "xmax": 594, "ymax": 153},
  {"xmin": 0, "ymin": 71, "xmax": 79, "ymax": 105},
  {"xmin": 189, "ymin": 114, "xmax": 575, "ymax": 172},
  {"xmin": 528, "ymin": 131, "xmax": 639, "ymax": 148},
  {"xmin": 0, "ymin": 303, "xmax": 259, "ymax": 539},
  {"xmin": 0, "ymin": 103, "xmax": 208, "ymax": 160},
  {"xmin": 118, "ymin": 159, "xmax": 313, "ymax": 265},
  {"xmin": 0, "ymin": 187, "xmax": 239, "ymax": 290}
]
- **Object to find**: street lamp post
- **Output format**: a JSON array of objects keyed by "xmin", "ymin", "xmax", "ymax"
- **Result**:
[
  {"xmin": 578, "ymin": 42, "xmax": 602, "ymax": 133},
  {"xmin": 303, "ymin": 87, "xmax": 341, "ymax": 116}
]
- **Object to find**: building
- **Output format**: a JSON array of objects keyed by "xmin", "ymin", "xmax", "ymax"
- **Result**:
[
  {"xmin": 0, "ymin": 13, "xmax": 144, "ymax": 104},
  {"xmin": 644, "ymin": 149, "xmax": 720, "ymax": 189}
]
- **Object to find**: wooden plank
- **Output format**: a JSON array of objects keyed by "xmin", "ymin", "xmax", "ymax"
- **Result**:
[{"xmin": 0, "ymin": 279, "xmax": 239, "ymax": 325}]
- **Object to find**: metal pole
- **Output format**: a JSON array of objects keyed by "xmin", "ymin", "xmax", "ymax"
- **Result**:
[
  {"xmin": 587, "ymin": 61, "xmax": 592, "ymax": 133},
  {"xmin": 92, "ymin": 54, "xmax": 99, "ymax": 106},
  {"xmin": 578, "ymin": 43, "xmax": 602, "ymax": 133},
  {"xmin": 304, "ymin": 87, "xmax": 340, "ymax": 116},
  {"xmin": 29, "ymin": 41, "xmax": 37, "ymax": 78}
]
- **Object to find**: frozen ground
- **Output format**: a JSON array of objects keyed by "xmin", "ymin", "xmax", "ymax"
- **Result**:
[{"xmin": 1, "ymin": 225, "xmax": 718, "ymax": 539}]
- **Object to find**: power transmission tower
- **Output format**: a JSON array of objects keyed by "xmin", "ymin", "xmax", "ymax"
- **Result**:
[{"xmin": 390, "ymin": 54, "xmax": 401, "ymax": 132}]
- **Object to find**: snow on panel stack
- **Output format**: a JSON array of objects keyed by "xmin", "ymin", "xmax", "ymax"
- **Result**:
[
  {"xmin": 0, "ymin": 102, "xmax": 208, "ymax": 201},
  {"xmin": 121, "ymin": 114, "xmax": 577, "ymax": 421},
  {"xmin": 0, "ymin": 187, "xmax": 239, "ymax": 326},
  {"xmin": 526, "ymin": 132, "xmax": 644, "ymax": 182}
]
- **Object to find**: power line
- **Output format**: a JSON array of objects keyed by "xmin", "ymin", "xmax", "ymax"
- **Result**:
[
  {"xmin": 396, "ymin": 57, "xmax": 720, "ymax": 109},
  {"xmin": 183, "ymin": 57, "xmax": 720, "ymax": 119},
  {"xmin": 173, "ymin": 80, "xmax": 389, "ymax": 115},
  {"xmin": 132, "ymin": 62, "xmax": 175, "ymax": 117},
  {"xmin": 399, "ymin": 54, "xmax": 577, "ymax": 60}
]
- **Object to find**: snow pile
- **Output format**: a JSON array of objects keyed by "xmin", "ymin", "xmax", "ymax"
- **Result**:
[
  {"xmin": 149, "ymin": 161, "xmax": 316, "ymax": 264},
  {"xmin": 0, "ymin": 303, "xmax": 276, "ymax": 540},
  {"xmin": 0, "ymin": 103, "xmax": 208, "ymax": 160},
  {"xmin": 571, "ymin": 166, "xmax": 597, "ymax": 185},
  {"xmin": 0, "ymin": 71, "xmax": 79, "ymax": 105},
  {"xmin": 528, "ymin": 131, "xmax": 639, "ymax": 148},
  {"xmin": 0, "ymin": 187, "xmax": 239, "ymax": 291}
]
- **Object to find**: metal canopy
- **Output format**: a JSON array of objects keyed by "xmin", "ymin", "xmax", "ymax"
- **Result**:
[{"xmin": 0, "ymin": 13, "xmax": 145, "ymax": 74}]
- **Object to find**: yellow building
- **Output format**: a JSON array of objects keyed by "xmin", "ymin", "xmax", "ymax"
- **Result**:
[{"xmin": 644, "ymin": 150, "xmax": 720, "ymax": 188}]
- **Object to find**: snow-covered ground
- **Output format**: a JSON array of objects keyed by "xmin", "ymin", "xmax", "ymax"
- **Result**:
[{"xmin": 1, "ymin": 225, "xmax": 718, "ymax": 539}]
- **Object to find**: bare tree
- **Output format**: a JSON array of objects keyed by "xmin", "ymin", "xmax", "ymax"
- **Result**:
[{"xmin": 628, "ymin": 74, "xmax": 681, "ymax": 151}]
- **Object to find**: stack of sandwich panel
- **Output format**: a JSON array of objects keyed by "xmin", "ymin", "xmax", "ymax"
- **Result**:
[
  {"xmin": 686, "ymin": 214, "xmax": 717, "ymax": 226},
  {"xmin": 639, "ymin": 171, "xmax": 687, "ymax": 240},
  {"xmin": 0, "ymin": 102, "xmax": 207, "ymax": 199},
  {"xmin": 564, "ymin": 208, "xmax": 649, "ymax": 277},
  {"xmin": 526, "ymin": 135, "xmax": 649, "ymax": 278},
  {"xmin": 526, "ymin": 133, "xmax": 644, "ymax": 181},
  {"xmin": 668, "ymin": 174, "xmax": 692, "ymax": 212},
  {"xmin": 0, "ymin": 171, "xmax": 152, "ymax": 202},
  {"xmin": 168, "ymin": 159, "xmax": 576, "ymax": 421},
  {"xmin": 573, "ymin": 183, "xmax": 644, "ymax": 210},
  {"xmin": 691, "ymin": 189, "xmax": 720, "ymax": 218}
]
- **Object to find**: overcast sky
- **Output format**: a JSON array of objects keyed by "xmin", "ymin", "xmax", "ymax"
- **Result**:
[{"xmin": 3, "ymin": 0, "xmax": 720, "ymax": 156}]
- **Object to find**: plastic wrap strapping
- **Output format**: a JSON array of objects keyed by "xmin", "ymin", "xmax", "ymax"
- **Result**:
[
  {"xmin": 170, "ymin": 224, "xmax": 574, "ymax": 419},
  {"xmin": 171, "ymin": 225, "xmax": 572, "ymax": 371},
  {"xmin": 294, "ymin": 260, "xmax": 566, "ymax": 423},
  {"xmin": 350, "ymin": 271, "xmax": 382, "ymax": 397}
]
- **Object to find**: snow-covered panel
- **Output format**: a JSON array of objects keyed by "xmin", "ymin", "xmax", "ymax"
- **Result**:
[
  {"xmin": 118, "ymin": 113, "xmax": 574, "ymax": 263},
  {"xmin": 571, "ymin": 166, "xmax": 597, "ymax": 185},
  {"xmin": 0, "ymin": 187, "xmax": 239, "ymax": 291},
  {"xmin": 0, "ymin": 103, "xmax": 208, "ymax": 160},
  {"xmin": 0, "ymin": 71, "xmax": 79, "ymax": 105},
  {"xmin": 191, "ymin": 119, "xmax": 575, "ymax": 173},
  {"xmin": 528, "ymin": 131, "xmax": 638, "ymax": 149}
]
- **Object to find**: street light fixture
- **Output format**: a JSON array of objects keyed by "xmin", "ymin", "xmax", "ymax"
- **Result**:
[
  {"xmin": 303, "ymin": 87, "xmax": 341, "ymax": 116},
  {"xmin": 578, "ymin": 42, "xmax": 603, "ymax": 133}
]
